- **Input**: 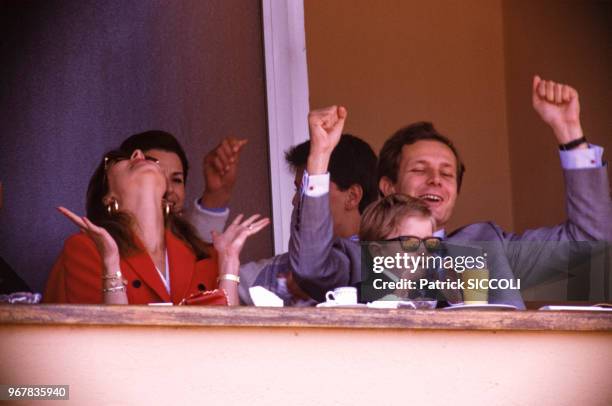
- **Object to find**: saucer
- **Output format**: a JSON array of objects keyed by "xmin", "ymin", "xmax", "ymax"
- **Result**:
[
  {"xmin": 367, "ymin": 300, "xmax": 438, "ymax": 309},
  {"xmin": 443, "ymin": 303, "xmax": 517, "ymax": 311},
  {"xmin": 316, "ymin": 302, "xmax": 367, "ymax": 308}
]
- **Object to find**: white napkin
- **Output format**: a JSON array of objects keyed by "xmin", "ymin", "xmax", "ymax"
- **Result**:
[
  {"xmin": 249, "ymin": 286, "xmax": 284, "ymax": 307},
  {"xmin": 366, "ymin": 301, "xmax": 400, "ymax": 309},
  {"xmin": 0, "ymin": 292, "xmax": 42, "ymax": 304}
]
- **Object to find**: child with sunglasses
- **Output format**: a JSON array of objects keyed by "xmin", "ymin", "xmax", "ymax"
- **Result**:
[{"xmin": 359, "ymin": 193, "xmax": 462, "ymax": 305}]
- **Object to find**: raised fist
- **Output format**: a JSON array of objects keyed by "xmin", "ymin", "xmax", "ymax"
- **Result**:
[
  {"xmin": 308, "ymin": 105, "xmax": 348, "ymax": 156},
  {"xmin": 306, "ymin": 105, "xmax": 348, "ymax": 175},
  {"xmin": 532, "ymin": 75, "xmax": 583, "ymax": 144}
]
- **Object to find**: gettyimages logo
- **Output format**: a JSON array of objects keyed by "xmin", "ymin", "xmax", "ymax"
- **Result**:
[
  {"xmin": 371, "ymin": 251, "xmax": 487, "ymax": 274},
  {"xmin": 359, "ymin": 241, "xmax": 523, "ymax": 303}
]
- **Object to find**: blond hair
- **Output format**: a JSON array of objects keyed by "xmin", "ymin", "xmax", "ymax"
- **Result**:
[{"xmin": 359, "ymin": 193, "xmax": 434, "ymax": 241}]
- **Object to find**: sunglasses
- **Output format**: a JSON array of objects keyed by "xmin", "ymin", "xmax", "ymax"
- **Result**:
[
  {"xmin": 384, "ymin": 235, "xmax": 442, "ymax": 252},
  {"xmin": 103, "ymin": 151, "xmax": 159, "ymax": 171}
]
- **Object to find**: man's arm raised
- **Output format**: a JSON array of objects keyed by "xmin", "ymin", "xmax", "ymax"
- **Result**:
[
  {"xmin": 288, "ymin": 106, "xmax": 355, "ymax": 301},
  {"xmin": 517, "ymin": 76, "xmax": 609, "ymax": 242},
  {"xmin": 184, "ymin": 137, "xmax": 247, "ymax": 243},
  {"xmin": 505, "ymin": 77, "xmax": 611, "ymax": 285}
]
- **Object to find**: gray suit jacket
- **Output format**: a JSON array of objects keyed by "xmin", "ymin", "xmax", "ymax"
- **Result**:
[{"xmin": 289, "ymin": 166, "xmax": 612, "ymax": 308}]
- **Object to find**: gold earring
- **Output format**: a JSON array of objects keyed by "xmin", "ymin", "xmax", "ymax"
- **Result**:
[
  {"xmin": 163, "ymin": 201, "xmax": 171, "ymax": 216},
  {"xmin": 106, "ymin": 199, "xmax": 119, "ymax": 215}
]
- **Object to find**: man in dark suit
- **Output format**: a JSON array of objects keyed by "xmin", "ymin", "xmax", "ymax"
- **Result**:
[{"xmin": 290, "ymin": 77, "xmax": 611, "ymax": 307}]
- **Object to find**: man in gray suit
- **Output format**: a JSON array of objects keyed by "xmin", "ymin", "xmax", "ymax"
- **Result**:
[
  {"xmin": 290, "ymin": 76, "xmax": 611, "ymax": 307},
  {"xmin": 240, "ymin": 133, "xmax": 378, "ymax": 305}
]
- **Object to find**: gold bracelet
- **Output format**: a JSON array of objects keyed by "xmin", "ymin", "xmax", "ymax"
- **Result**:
[
  {"xmin": 103, "ymin": 285, "xmax": 126, "ymax": 293},
  {"xmin": 218, "ymin": 274, "xmax": 240, "ymax": 284},
  {"xmin": 104, "ymin": 278, "xmax": 127, "ymax": 288},
  {"xmin": 102, "ymin": 270, "xmax": 123, "ymax": 280}
]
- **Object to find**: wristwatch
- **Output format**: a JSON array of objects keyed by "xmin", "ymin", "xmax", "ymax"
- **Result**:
[{"xmin": 559, "ymin": 136, "xmax": 587, "ymax": 151}]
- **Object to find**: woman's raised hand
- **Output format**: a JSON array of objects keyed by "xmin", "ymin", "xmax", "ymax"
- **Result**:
[
  {"xmin": 57, "ymin": 206, "xmax": 120, "ymax": 268},
  {"xmin": 212, "ymin": 214, "xmax": 270, "ymax": 259}
]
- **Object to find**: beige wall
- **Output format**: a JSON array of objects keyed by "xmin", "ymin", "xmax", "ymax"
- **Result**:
[
  {"xmin": 1, "ymin": 324, "xmax": 611, "ymax": 405},
  {"xmin": 305, "ymin": 0, "xmax": 611, "ymax": 234}
]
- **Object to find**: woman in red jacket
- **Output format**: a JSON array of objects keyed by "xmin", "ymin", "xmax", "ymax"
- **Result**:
[{"xmin": 44, "ymin": 148, "xmax": 268, "ymax": 305}]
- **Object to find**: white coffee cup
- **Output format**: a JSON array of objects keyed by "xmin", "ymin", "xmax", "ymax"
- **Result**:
[{"xmin": 325, "ymin": 287, "xmax": 358, "ymax": 305}]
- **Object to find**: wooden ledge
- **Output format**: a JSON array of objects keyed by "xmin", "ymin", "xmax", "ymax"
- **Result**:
[{"xmin": 0, "ymin": 305, "xmax": 611, "ymax": 331}]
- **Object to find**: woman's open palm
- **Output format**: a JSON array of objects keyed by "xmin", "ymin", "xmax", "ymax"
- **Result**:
[
  {"xmin": 212, "ymin": 214, "xmax": 270, "ymax": 259},
  {"xmin": 57, "ymin": 206, "xmax": 120, "ymax": 267}
]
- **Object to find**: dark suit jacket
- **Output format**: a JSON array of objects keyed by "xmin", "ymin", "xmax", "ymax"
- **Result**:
[
  {"xmin": 0, "ymin": 256, "xmax": 31, "ymax": 294},
  {"xmin": 44, "ymin": 229, "xmax": 219, "ymax": 304},
  {"xmin": 289, "ymin": 166, "xmax": 612, "ymax": 308}
]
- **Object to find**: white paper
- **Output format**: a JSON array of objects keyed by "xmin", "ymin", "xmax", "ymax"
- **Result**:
[
  {"xmin": 249, "ymin": 286, "xmax": 284, "ymax": 307},
  {"xmin": 539, "ymin": 305, "xmax": 612, "ymax": 312}
]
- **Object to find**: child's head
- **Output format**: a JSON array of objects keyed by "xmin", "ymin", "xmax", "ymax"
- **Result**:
[{"xmin": 359, "ymin": 193, "xmax": 435, "ymax": 241}]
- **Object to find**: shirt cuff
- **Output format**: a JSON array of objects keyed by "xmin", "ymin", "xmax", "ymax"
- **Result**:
[
  {"xmin": 559, "ymin": 144, "xmax": 604, "ymax": 169},
  {"xmin": 194, "ymin": 198, "xmax": 229, "ymax": 216},
  {"xmin": 302, "ymin": 170, "xmax": 330, "ymax": 197}
]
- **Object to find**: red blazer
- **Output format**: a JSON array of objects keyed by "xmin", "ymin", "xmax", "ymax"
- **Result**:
[{"xmin": 44, "ymin": 229, "xmax": 219, "ymax": 304}]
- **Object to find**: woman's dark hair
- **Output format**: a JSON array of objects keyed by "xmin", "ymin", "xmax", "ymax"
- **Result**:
[
  {"xmin": 120, "ymin": 130, "xmax": 190, "ymax": 182},
  {"xmin": 86, "ymin": 149, "xmax": 209, "ymax": 259}
]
